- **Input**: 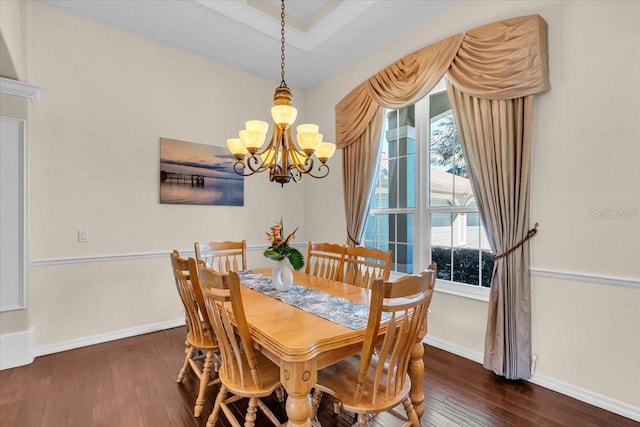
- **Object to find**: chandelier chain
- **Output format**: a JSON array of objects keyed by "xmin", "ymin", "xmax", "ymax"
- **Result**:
[{"xmin": 280, "ymin": 0, "xmax": 286, "ymax": 87}]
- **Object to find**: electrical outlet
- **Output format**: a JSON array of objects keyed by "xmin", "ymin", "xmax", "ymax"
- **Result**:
[{"xmin": 78, "ymin": 230, "xmax": 89, "ymax": 242}]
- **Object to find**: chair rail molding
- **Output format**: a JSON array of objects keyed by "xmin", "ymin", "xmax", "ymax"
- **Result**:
[
  {"xmin": 530, "ymin": 268, "xmax": 639, "ymax": 288},
  {"xmin": 0, "ymin": 77, "xmax": 42, "ymax": 101},
  {"xmin": 29, "ymin": 242, "xmax": 306, "ymax": 266}
]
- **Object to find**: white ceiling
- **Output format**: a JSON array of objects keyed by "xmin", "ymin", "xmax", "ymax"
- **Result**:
[{"xmin": 40, "ymin": 0, "xmax": 456, "ymax": 90}]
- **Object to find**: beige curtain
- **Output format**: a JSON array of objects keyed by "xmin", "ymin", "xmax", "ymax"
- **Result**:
[
  {"xmin": 342, "ymin": 108, "xmax": 383, "ymax": 246},
  {"xmin": 338, "ymin": 34, "xmax": 464, "ymax": 246},
  {"xmin": 336, "ymin": 15, "xmax": 549, "ymax": 147},
  {"xmin": 335, "ymin": 14, "xmax": 549, "ymax": 378},
  {"xmin": 336, "ymin": 34, "xmax": 464, "ymax": 149},
  {"xmin": 448, "ymin": 83, "xmax": 534, "ymax": 379}
]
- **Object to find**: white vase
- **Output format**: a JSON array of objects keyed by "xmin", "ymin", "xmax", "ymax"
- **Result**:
[{"xmin": 271, "ymin": 259, "xmax": 294, "ymax": 291}]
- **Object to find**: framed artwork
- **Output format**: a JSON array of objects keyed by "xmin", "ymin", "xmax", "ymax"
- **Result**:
[{"xmin": 160, "ymin": 138, "xmax": 243, "ymax": 206}]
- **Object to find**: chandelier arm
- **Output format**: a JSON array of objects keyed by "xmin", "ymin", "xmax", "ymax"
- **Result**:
[
  {"xmin": 233, "ymin": 159, "xmax": 267, "ymax": 177},
  {"xmin": 304, "ymin": 163, "xmax": 330, "ymax": 179},
  {"xmin": 271, "ymin": 160, "xmax": 284, "ymax": 174},
  {"xmin": 289, "ymin": 166, "xmax": 303, "ymax": 183},
  {"xmin": 254, "ymin": 141, "xmax": 272, "ymax": 157},
  {"xmin": 270, "ymin": 125, "xmax": 289, "ymax": 185},
  {"xmin": 292, "ymin": 152, "xmax": 315, "ymax": 174},
  {"xmin": 269, "ymin": 165, "xmax": 278, "ymax": 182},
  {"xmin": 252, "ymin": 128, "xmax": 278, "ymax": 172},
  {"xmin": 289, "ymin": 149, "xmax": 308, "ymax": 172},
  {"xmin": 280, "ymin": 125, "xmax": 292, "ymax": 173},
  {"xmin": 290, "ymin": 144, "xmax": 307, "ymax": 162},
  {"xmin": 249, "ymin": 153, "xmax": 272, "ymax": 173},
  {"xmin": 286, "ymin": 127, "xmax": 313, "ymax": 172},
  {"xmin": 270, "ymin": 160, "xmax": 291, "ymax": 186}
]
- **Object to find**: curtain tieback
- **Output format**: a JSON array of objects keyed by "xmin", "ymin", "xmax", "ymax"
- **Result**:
[
  {"xmin": 347, "ymin": 231, "xmax": 360, "ymax": 246},
  {"xmin": 492, "ymin": 223, "xmax": 539, "ymax": 260}
]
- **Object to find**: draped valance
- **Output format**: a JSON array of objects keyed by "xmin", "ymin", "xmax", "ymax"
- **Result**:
[{"xmin": 335, "ymin": 14, "xmax": 550, "ymax": 148}]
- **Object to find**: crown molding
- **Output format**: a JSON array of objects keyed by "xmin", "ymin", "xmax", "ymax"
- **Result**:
[
  {"xmin": 0, "ymin": 77, "xmax": 42, "ymax": 102},
  {"xmin": 194, "ymin": 0, "xmax": 376, "ymax": 52}
]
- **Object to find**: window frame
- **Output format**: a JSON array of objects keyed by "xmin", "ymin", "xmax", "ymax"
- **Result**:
[{"xmin": 367, "ymin": 79, "xmax": 490, "ymax": 301}]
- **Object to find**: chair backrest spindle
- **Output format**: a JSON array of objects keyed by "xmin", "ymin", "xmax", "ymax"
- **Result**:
[
  {"xmin": 343, "ymin": 246, "xmax": 392, "ymax": 289},
  {"xmin": 194, "ymin": 240, "xmax": 247, "ymax": 273},
  {"xmin": 305, "ymin": 242, "xmax": 346, "ymax": 281}
]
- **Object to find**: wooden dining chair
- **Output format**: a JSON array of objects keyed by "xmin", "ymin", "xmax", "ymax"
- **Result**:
[
  {"xmin": 169, "ymin": 251, "xmax": 220, "ymax": 417},
  {"xmin": 305, "ymin": 242, "xmax": 346, "ymax": 281},
  {"xmin": 197, "ymin": 268, "xmax": 284, "ymax": 427},
  {"xmin": 343, "ymin": 246, "xmax": 392, "ymax": 289},
  {"xmin": 194, "ymin": 240, "xmax": 247, "ymax": 273},
  {"xmin": 310, "ymin": 269, "xmax": 436, "ymax": 426}
]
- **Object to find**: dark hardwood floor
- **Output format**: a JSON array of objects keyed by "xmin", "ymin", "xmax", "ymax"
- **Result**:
[{"xmin": 0, "ymin": 326, "xmax": 635, "ymax": 427}]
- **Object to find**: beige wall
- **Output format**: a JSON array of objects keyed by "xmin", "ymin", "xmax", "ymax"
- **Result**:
[
  {"xmin": 0, "ymin": 0, "xmax": 28, "ymax": 80},
  {"xmin": 16, "ymin": 2, "xmax": 322, "ymax": 349},
  {"xmin": 305, "ymin": 0, "xmax": 640, "ymax": 414}
]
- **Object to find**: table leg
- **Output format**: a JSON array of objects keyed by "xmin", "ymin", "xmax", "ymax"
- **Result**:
[
  {"xmin": 281, "ymin": 359, "xmax": 317, "ymax": 427},
  {"xmin": 408, "ymin": 340, "xmax": 425, "ymax": 419}
]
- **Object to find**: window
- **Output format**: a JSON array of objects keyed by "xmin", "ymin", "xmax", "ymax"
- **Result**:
[{"xmin": 363, "ymin": 79, "xmax": 494, "ymax": 296}]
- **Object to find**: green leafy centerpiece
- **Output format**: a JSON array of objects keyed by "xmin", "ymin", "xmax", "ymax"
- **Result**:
[
  {"xmin": 263, "ymin": 219, "xmax": 304, "ymax": 270},
  {"xmin": 264, "ymin": 219, "xmax": 303, "ymax": 291}
]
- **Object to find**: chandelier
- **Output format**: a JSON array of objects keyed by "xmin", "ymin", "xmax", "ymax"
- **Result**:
[{"xmin": 226, "ymin": 0, "xmax": 336, "ymax": 186}]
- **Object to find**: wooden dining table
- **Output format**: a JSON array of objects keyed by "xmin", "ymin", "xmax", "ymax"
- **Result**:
[{"xmin": 237, "ymin": 268, "xmax": 428, "ymax": 427}]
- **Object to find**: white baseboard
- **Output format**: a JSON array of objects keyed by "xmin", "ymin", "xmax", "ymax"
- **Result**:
[
  {"xmin": 0, "ymin": 327, "xmax": 35, "ymax": 370},
  {"xmin": 423, "ymin": 335, "xmax": 639, "ymax": 422},
  {"xmin": 423, "ymin": 334, "xmax": 484, "ymax": 363},
  {"xmin": 529, "ymin": 374, "xmax": 640, "ymax": 422},
  {"xmin": 34, "ymin": 317, "xmax": 185, "ymax": 357}
]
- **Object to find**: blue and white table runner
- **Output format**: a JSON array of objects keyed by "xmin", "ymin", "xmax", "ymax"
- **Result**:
[{"xmin": 237, "ymin": 270, "xmax": 389, "ymax": 330}]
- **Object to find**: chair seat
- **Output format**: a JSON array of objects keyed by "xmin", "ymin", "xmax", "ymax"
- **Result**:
[
  {"xmin": 186, "ymin": 326, "xmax": 218, "ymax": 350},
  {"xmin": 218, "ymin": 350, "xmax": 281, "ymax": 397},
  {"xmin": 315, "ymin": 353, "xmax": 412, "ymax": 414}
]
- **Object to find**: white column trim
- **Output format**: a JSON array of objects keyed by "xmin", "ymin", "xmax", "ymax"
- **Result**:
[
  {"xmin": 0, "ymin": 117, "xmax": 27, "ymax": 312},
  {"xmin": 0, "ymin": 327, "xmax": 35, "ymax": 370},
  {"xmin": 0, "ymin": 77, "xmax": 42, "ymax": 102}
]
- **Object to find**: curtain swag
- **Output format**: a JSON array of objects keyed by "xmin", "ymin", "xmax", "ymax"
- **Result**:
[
  {"xmin": 337, "ymin": 13, "xmax": 550, "ymax": 380},
  {"xmin": 335, "ymin": 14, "xmax": 550, "ymax": 149}
]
